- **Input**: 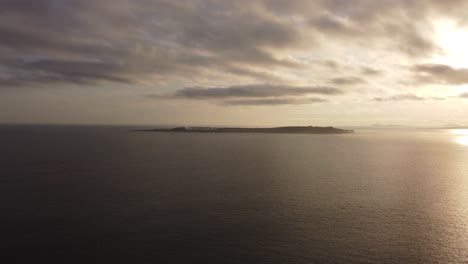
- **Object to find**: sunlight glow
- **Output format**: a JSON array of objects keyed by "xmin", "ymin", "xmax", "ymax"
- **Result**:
[
  {"xmin": 456, "ymin": 136, "xmax": 468, "ymax": 146},
  {"xmin": 433, "ymin": 20, "xmax": 468, "ymax": 68},
  {"xmin": 451, "ymin": 130, "xmax": 468, "ymax": 146},
  {"xmin": 451, "ymin": 129, "xmax": 468, "ymax": 135}
]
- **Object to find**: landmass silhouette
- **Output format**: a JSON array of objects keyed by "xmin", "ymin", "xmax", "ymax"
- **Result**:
[{"xmin": 136, "ymin": 126, "xmax": 354, "ymax": 134}]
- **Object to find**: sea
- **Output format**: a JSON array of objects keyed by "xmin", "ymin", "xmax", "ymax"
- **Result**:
[{"xmin": 1, "ymin": 125, "xmax": 468, "ymax": 263}]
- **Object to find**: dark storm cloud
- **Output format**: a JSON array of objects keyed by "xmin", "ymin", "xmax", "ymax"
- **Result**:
[
  {"xmin": 222, "ymin": 97, "xmax": 327, "ymax": 106},
  {"xmin": 329, "ymin": 76, "xmax": 366, "ymax": 85},
  {"xmin": 374, "ymin": 93, "xmax": 426, "ymax": 102},
  {"xmin": 152, "ymin": 84, "xmax": 343, "ymax": 100},
  {"xmin": 411, "ymin": 64, "xmax": 468, "ymax": 85},
  {"xmin": 1, "ymin": 0, "xmax": 468, "ymax": 89}
]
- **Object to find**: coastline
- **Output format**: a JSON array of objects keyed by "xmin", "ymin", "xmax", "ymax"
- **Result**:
[{"xmin": 135, "ymin": 126, "xmax": 354, "ymax": 134}]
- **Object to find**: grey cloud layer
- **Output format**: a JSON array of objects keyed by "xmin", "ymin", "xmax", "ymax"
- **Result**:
[
  {"xmin": 149, "ymin": 84, "xmax": 341, "ymax": 106},
  {"xmin": 0, "ymin": 0, "xmax": 309, "ymax": 87},
  {"xmin": 361, "ymin": 67, "xmax": 382, "ymax": 76},
  {"xmin": 222, "ymin": 97, "xmax": 327, "ymax": 106},
  {"xmin": 329, "ymin": 76, "xmax": 366, "ymax": 85},
  {"xmin": 411, "ymin": 64, "xmax": 468, "ymax": 85},
  {"xmin": 1, "ymin": 0, "xmax": 468, "ymax": 101},
  {"xmin": 374, "ymin": 93, "xmax": 426, "ymax": 101},
  {"xmin": 155, "ymin": 84, "xmax": 342, "ymax": 99}
]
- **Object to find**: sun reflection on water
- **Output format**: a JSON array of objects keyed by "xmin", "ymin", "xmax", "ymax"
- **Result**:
[
  {"xmin": 452, "ymin": 129, "xmax": 468, "ymax": 146},
  {"xmin": 456, "ymin": 136, "xmax": 468, "ymax": 146}
]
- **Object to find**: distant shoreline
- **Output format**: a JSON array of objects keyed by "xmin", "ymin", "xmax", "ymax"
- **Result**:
[{"xmin": 135, "ymin": 126, "xmax": 354, "ymax": 134}]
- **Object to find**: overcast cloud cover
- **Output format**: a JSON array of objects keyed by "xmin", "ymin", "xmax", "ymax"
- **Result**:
[{"xmin": 1, "ymin": 0, "xmax": 468, "ymax": 126}]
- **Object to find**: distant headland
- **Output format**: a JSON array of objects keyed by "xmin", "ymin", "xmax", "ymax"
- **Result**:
[{"xmin": 135, "ymin": 126, "xmax": 354, "ymax": 134}]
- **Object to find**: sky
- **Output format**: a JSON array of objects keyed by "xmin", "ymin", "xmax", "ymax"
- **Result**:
[{"xmin": 0, "ymin": 0, "xmax": 468, "ymax": 127}]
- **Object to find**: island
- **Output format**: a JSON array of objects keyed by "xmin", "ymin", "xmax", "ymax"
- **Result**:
[{"xmin": 135, "ymin": 126, "xmax": 354, "ymax": 134}]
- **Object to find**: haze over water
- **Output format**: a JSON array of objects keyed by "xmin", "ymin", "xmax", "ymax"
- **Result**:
[{"xmin": 2, "ymin": 125, "xmax": 468, "ymax": 263}]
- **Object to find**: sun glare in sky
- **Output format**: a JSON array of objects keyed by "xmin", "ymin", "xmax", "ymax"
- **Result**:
[{"xmin": 433, "ymin": 20, "xmax": 468, "ymax": 68}]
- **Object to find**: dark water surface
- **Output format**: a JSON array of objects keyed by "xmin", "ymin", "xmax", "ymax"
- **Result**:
[{"xmin": 2, "ymin": 125, "xmax": 468, "ymax": 263}]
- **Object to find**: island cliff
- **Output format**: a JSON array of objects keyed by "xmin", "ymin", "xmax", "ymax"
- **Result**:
[{"xmin": 136, "ymin": 126, "xmax": 354, "ymax": 134}]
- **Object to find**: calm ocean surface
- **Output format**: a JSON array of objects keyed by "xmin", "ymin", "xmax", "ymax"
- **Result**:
[{"xmin": 2, "ymin": 125, "xmax": 468, "ymax": 263}]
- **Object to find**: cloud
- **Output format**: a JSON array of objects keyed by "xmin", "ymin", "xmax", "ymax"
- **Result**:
[
  {"xmin": 153, "ymin": 84, "xmax": 343, "ymax": 99},
  {"xmin": 374, "ymin": 93, "xmax": 426, "ymax": 101},
  {"xmin": 305, "ymin": 1, "xmax": 448, "ymax": 57},
  {"xmin": 318, "ymin": 60, "xmax": 340, "ymax": 69},
  {"xmin": 0, "ymin": 0, "xmax": 311, "ymax": 88},
  {"xmin": 361, "ymin": 67, "xmax": 382, "ymax": 76},
  {"xmin": 390, "ymin": 23, "xmax": 441, "ymax": 57},
  {"xmin": 411, "ymin": 63, "xmax": 468, "ymax": 85},
  {"xmin": 329, "ymin": 76, "xmax": 366, "ymax": 85},
  {"xmin": 0, "ymin": 58, "xmax": 131, "ymax": 87},
  {"xmin": 1, "ymin": 0, "xmax": 468, "ymax": 91},
  {"xmin": 222, "ymin": 97, "xmax": 327, "ymax": 106},
  {"xmin": 459, "ymin": 92, "xmax": 468, "ymax": 98},
  {"xmin": 148, "ymin": 83, "xmax": 341, "ymax": 106},
  {"xmin": 311, "ymin": 13, "xmax": 361, "ymax": 37}
]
